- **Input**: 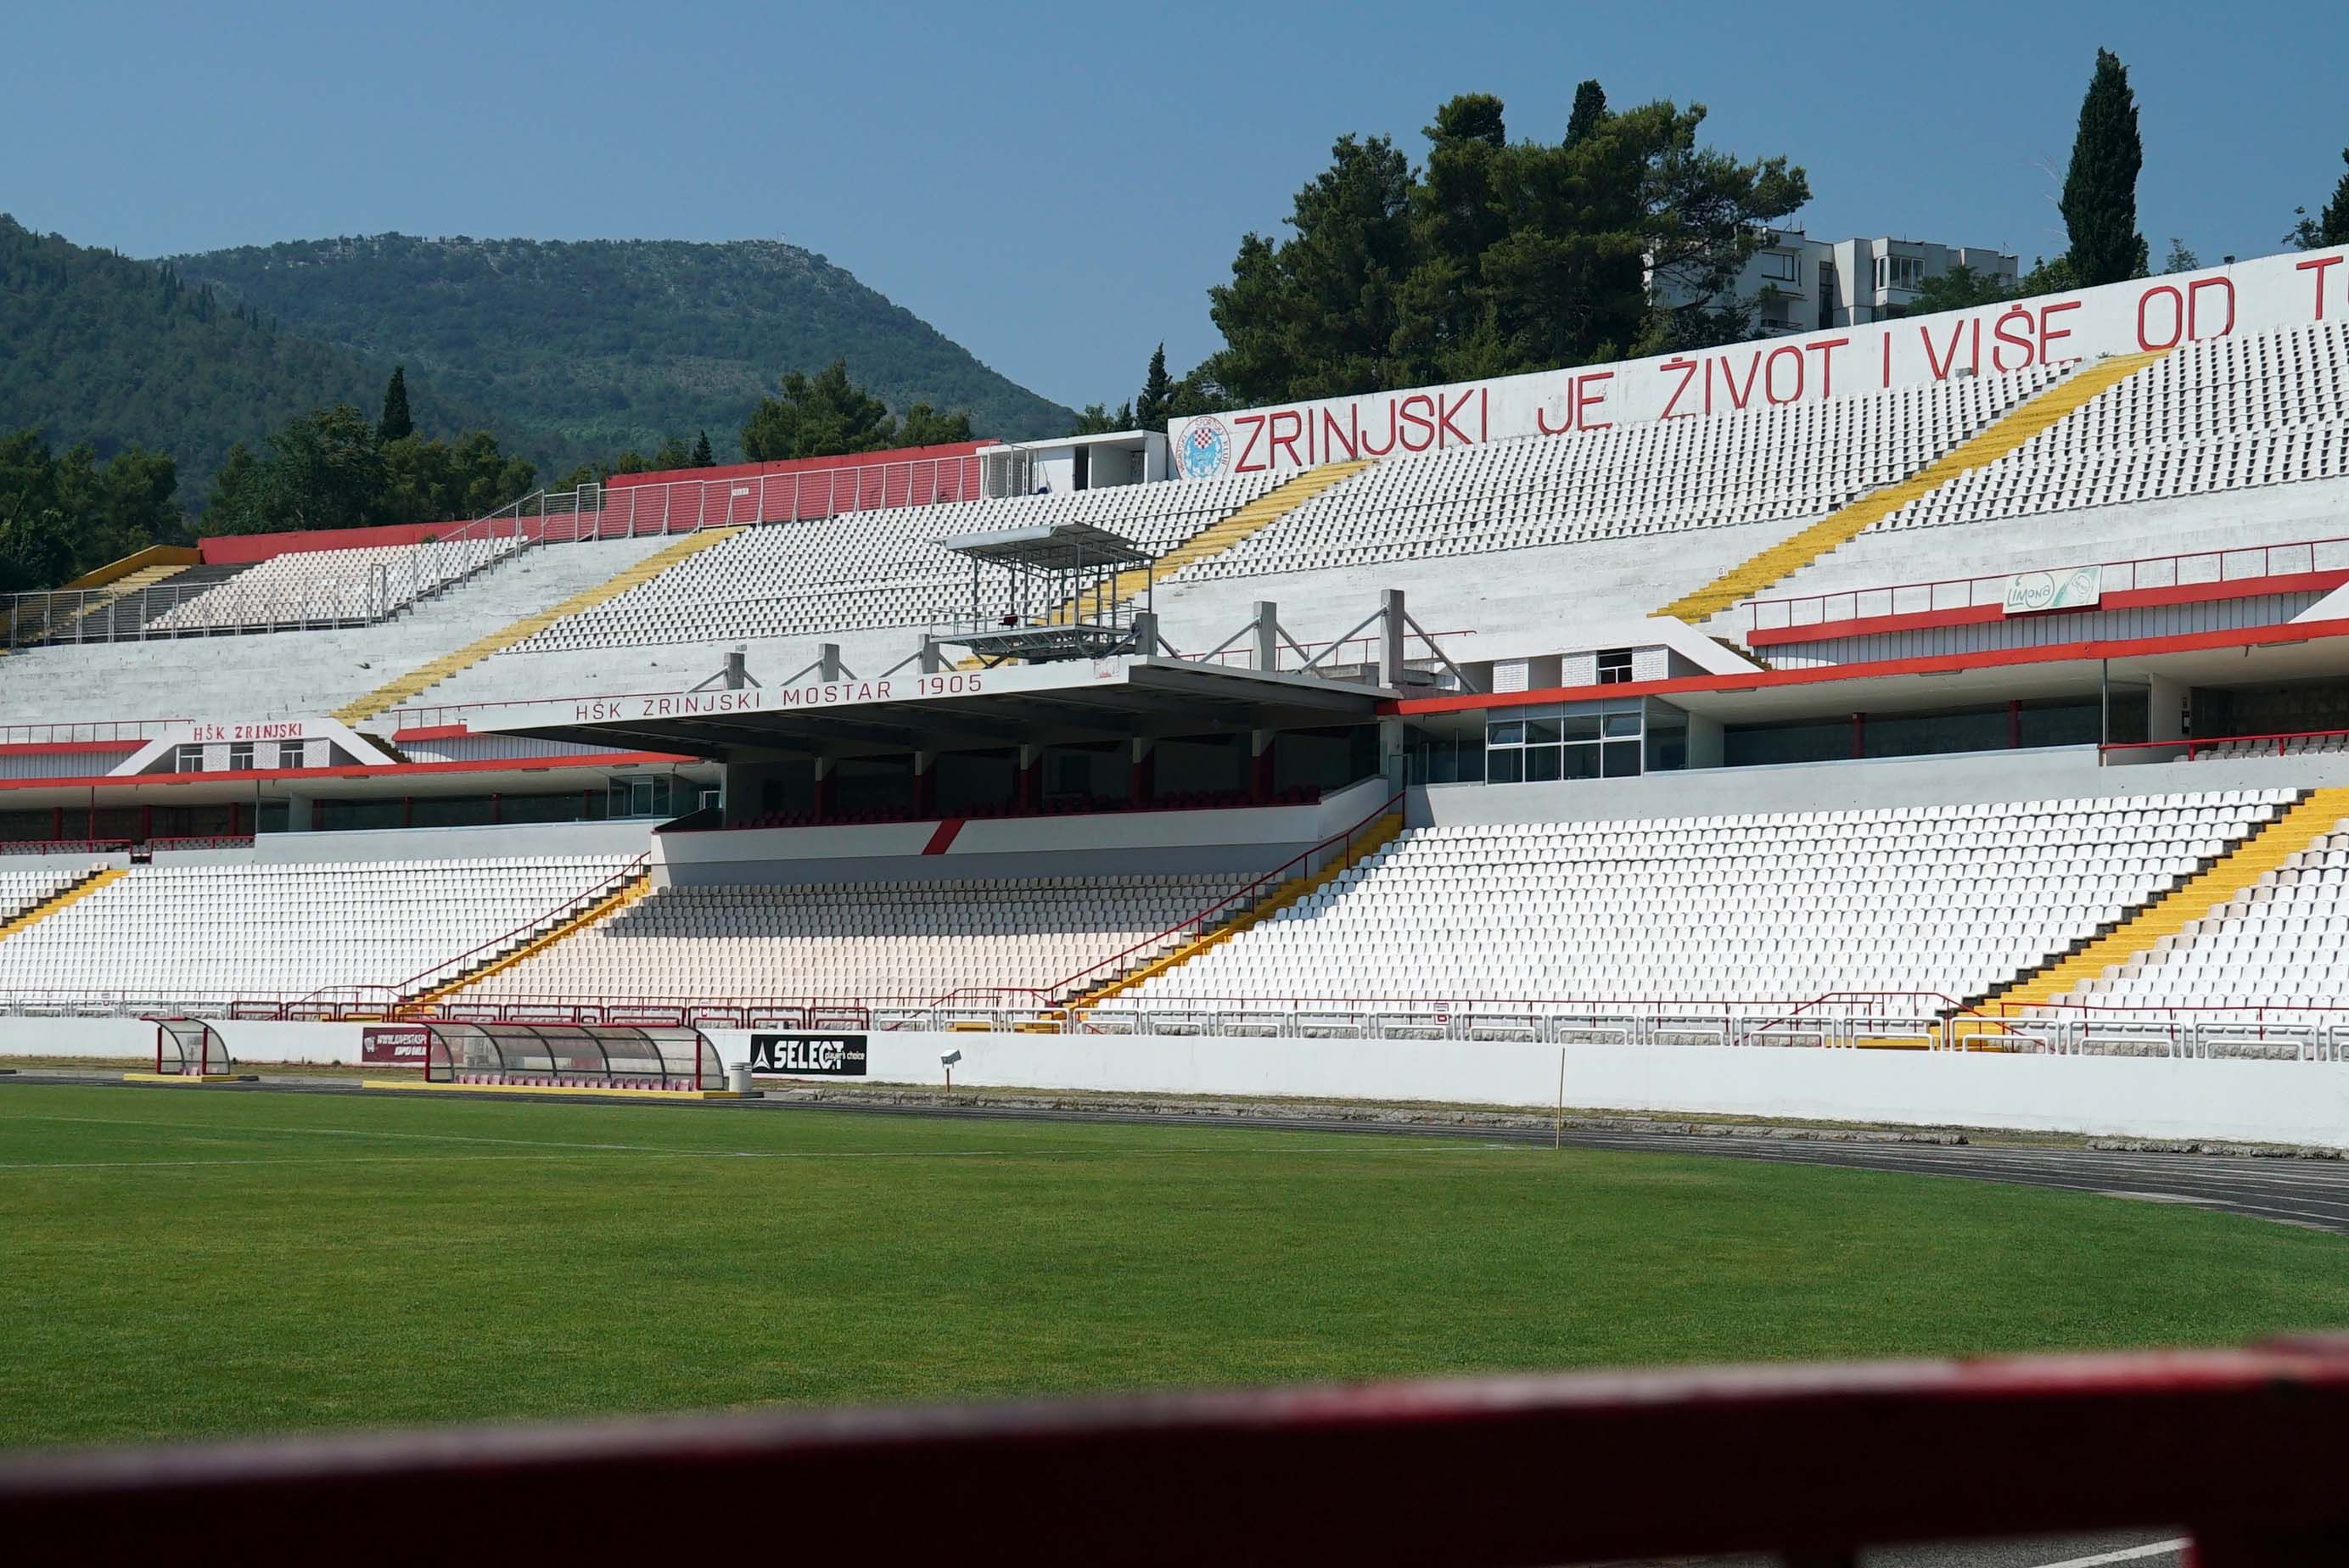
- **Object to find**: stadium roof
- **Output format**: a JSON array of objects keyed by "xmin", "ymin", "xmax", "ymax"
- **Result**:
[
  {"xmin": 463, "ymin": 655, "xmax": 1391, "ymax": 760},
  {"xmin": 934, "ymin": 521, "xmax": 1153, "ymax": 571}
]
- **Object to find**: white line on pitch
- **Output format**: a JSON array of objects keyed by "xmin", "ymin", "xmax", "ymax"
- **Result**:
[{"xmin": 2027, "ymin": 1538, "xmax": 2188, "ymax": 1568}]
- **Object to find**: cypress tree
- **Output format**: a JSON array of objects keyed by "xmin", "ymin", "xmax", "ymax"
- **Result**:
[
  {"xmin": 1134, "ymin": 344, "xmax": 1172, "ymax": 429},
  {"xmin": 1565, "ymin": 79, "xmax": 1607, "ymax": 147},
  {"xmin": 378, "ymin": 366, "xmax": 414, "ymax": 442},
  {"xmin": 691, "ymin": 429, "xmax": 715, "ymax": 467},
  {"xmin": 2060, "ymin": 48, "xmax": 2150, "ymax": 287}
]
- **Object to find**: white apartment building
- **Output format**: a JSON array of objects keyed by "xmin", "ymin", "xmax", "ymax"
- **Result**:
[{"xmin": 1657, "ymin": 228, "xmax": 2021, "ymax": 334}]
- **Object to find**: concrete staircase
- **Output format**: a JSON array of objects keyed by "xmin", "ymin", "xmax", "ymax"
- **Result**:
[
  {"xmin": 1657, "ymin": 352, "xmax": 2167, "ymax": 624},
  {"xmin": 334, "ymin": 528, "xmax": 747, "ymax": 725},
  {"xmin": 1972, "ymin": 787, "xmax": 2349, "ymax": 1018},
  {"xmin": 1062, "ymin": 810, "xmax": 1404, "ymax": 1013},
  {"xmin": 0, "ymin": 866, "xmax": 126, "ymax": 943},
  {"xmin": 397, "ymin": 869, "xmax": 653, "ymax": 1011}
]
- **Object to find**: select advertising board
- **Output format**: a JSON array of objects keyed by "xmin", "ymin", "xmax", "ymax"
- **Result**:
[
  {"xmin": 748, "ymin": 1033, "xmax": 868, "ymax": 1078},
  {"xmin": 1169, "ymin": 244, "xmax": 2349, "ymax": 479}
]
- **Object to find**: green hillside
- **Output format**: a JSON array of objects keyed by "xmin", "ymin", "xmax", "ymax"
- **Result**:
[
  {"xmin": 0, "ymin": 215, "xmax": 474, "ymax": 501},
  {"xmin": 171, "ymin": 233, "xmax": 1074, "ymax": 469}
]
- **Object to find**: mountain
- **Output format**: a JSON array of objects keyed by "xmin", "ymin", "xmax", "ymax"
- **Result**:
[
  {"xmin": 169, "ymin": 233, "xmax": 1075, "ymax": 470},
  {"xmin": 0, "ymin": 215, "xmax": 470, "ymax": 502}
]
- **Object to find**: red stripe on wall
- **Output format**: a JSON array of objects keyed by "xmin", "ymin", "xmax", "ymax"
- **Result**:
[
  {"xmin": 922, "ymin": 819, "xmax": 966, "ymax": 855},
  {"xmin": 1387, "ymin": 614, "xmax": 2349, "ymax": 716}
]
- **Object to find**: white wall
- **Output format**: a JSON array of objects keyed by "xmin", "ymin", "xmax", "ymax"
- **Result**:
[{"xmin": 11, "ymin": 1018, "xmax": 2348, "ymax": 1148}]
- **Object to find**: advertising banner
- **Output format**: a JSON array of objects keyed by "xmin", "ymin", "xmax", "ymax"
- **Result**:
[
  {"xmin": 360, "ymin": 1025, "xmax": 433, "ymax": 1066},
  {"xmin": 2002, "ymin": 565, "xmax": 2105, "ymax": 615},
  {"xmin": 748, "ymin": 1033, "xmax": 869, "ymax": 1077},
  {"xmin": 1169, "ymin": 245, "xmax": 2349, "ymax": 479}
]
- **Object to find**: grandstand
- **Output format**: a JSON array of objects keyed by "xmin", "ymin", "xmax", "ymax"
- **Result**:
[{"xmin": 3, "ymin": 243, "xmax": 2349, "ymax": 1140}]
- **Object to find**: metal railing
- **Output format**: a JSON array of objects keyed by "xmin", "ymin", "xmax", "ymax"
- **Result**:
[
  {"xmin": 0, "ymin": 720, "xmax": 179, "ymax": 747},
  {"xmin": 1745, "ymin": 530, "xmax": 2349, "ymax": 636},
  {"xmin": 441, "ymin": 454, "xmax": 993, "ymax": 549},
  {"xmin": 2101, "ymin": 726, "xmax": 2349, "ymax": 764},
  {"xmin": 2, "ymin": 540, "xmax": 524, "ymax": 648}
]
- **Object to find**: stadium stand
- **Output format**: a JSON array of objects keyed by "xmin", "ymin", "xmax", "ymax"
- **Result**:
[
  {"xmin": 502, "ymin": 473, "xmax": 1287, "ymax": 655},
  {"xmin": 145, "ymin": 536, "xmax": 527, "ymax": 632},
  {"xmin": 1874, "ymin": 322, "xmax": 2349, "ymax": 534},
  {"xmin": 1109, "ymin": 792, "xmax": 2296, "ymax": 1010},
  {"xmin": 0, "ymin": 533, "xmax": 685, "ymax": 723},
  {"xmin": 1169, "ymin": 370, "xmax": 2063, "ymax": 584},
  {"xmin": 454, "ymin": 873, "xmax": 1261, "ymax": 1008},
  {"xmin": 0, "ymin": 855, "xmax": 636, "ymax": 1010},
  {"xmin": 0, "ymin": 863, "xmax": 105, "ymax": 936}
]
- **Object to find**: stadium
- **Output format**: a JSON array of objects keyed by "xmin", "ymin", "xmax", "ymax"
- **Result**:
[{"xmin": 10, "ymin": 46, "xmax": 2349, "ymax": 1564}]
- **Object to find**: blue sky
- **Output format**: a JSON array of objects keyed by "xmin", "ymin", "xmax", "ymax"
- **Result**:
[{"xmin": 5, "ymin": 1, "xmax": 2342, "ymax": 412}]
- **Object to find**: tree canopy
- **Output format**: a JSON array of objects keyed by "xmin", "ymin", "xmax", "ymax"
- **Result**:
[
  {"xmin": 377, "ymin": 366, "xmax": 413, "ymax": 442},
  {"xmin": 1191, "ymin": 89, "xmax": 1808, "ymax": 407},
  {"xmin": 740, "ymin": 359, "xmax": 974, "ymax": 461},
  {"xmin": 0, "ymin": 428, "xmax": 183, "ymax": 593},
  {"xmin": 201, "ymin": 404, "xmax": 535, "ymax": 538}
]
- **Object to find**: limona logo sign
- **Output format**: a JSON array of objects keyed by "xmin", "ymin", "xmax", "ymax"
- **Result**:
[
  {"xmin": 1178, "ymin": 416, "xmax": 1232, "ymax": 479},
  {"xmin": 2003, "ymin": 565, "xmax": 2104, "ymax": 615}
]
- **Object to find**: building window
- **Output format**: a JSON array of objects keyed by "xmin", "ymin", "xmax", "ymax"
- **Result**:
[
  {"xmin": 174, "ymin": 745, "xmax": 205, "ymax": 773},
  {"xmin": 1483, "ymin": 703, "xmax": 1645, "ymax": 785},
  {"xmin": 277, "ymin": 740, "xmax": 307, "ymax": 768},
  {"xmin": 1596, "ymin": 649, "xmax": 1634, "ymax": 685},
  {"xmin": 1875, "ymin": 255, "xmax": 1926, "ymax": 291},
  {"xmin": 227, "ymin": 742, "xmax": 255, "ymax": 771},
  {"xmin": 1758, "ymin": 250, "xmax": 1799, "ymax": 283}
]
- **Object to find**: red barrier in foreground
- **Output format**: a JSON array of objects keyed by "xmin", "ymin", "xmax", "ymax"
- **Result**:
[{"xmin": 5, "ymin": 1340, "xmax": 2349, "ymax": 1565}]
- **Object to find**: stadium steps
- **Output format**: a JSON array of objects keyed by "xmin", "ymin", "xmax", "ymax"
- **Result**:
[
  {"xmin": 397, "ymin": 869, "xmax": 654, "ymax": 1010},
  {"xmin": 0, "ymin": 866, "xmax": 127, "ymax": 943},
  {"xmin": 1965, "ymin": 787, "xmax": 2349, "ymax": 1022},
  {"xmin": 1656, "ymin": 351, "xmax": 2169, "ymax": 624},
  {"xmin": 331, "ymin": 527, "xmax": 748, "ymax": 725},
  {"xmin": 1060, "ymin": 810, "xmax": 1404, "ymax": 1011}
]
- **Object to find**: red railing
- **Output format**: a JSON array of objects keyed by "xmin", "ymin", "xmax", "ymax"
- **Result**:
[
  {"xmin": 10, "ymin": 1338, "xmax": 2349, "ymax": 1563},
  {"xmin": 1746, "ymin": 531, "xmax": 2349, "ymax": 635},
  {"xmin": 2101, "ymin": 726, "xmax": 2349, "ymax": 763}
]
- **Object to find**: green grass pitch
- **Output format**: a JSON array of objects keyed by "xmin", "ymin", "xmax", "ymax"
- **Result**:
[{"xmin": 4, "ymin": 1083, "xmax": 2348, "ymax": 1452}]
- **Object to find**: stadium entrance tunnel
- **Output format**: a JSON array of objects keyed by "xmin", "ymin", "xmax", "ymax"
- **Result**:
[{"xmin": 373, "ymin": 1021, "xmax": 733, "ymax": 1098}]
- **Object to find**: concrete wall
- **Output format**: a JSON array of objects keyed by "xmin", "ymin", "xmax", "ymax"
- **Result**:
[
  {"xmin": 19, "ymin": 1016, "xmax": 2344, "ymax": 1147},
  {"xmin": 657, "ymin": 776, "xmax": 1393, "ymax": 886},
  {"xmin": 163, "ymin": 819, "xmax": 659, "ymax": 865},
  {"xmin": 1410, "ymin": 744, "xmax": 2349, "ymax": 829}
]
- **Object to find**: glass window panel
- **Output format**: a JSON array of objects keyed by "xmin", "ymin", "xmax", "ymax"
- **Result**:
[
  {"xmin": 1487, "ymin": 749, "xmax": 1523, "ymax": 783},
  {"xmin": 1561, "ymin": 744, "xmax": 1601, "ymax": 781},
  {"xmin": 1603, "ymin": 712, "xmax": 1643, "ymax": 738},
  {"xmin": 1558, "ymin": 714, "xmax": 1601, "ymax": 742},
  {"xmin": 1603, "ymin": 739, "xmax": 1643, "ymax": 778},
  {"xmin": 1487, "ymin": 720, "xmax": 1525, "ymax": 747},
  {"xmin": 1523, "ymin": 717, "xmax": 1561, "ymax": 745},
  {"xmin": 1524, "ymin": 745, "xmax": 1562, "ymax": 782}
]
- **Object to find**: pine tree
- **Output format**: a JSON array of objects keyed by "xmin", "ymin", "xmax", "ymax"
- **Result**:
[
  {"xmin": 1565, "ymin": 79, "xmax": 1607, "ymax": 146},
  {"xmin": 2291, "ymin": 148, "xmax": 2349, "ymax": 249},
  {"xmin": 691, "ymin": 429, "xmax": 715, "ymax": 467},
  {"xmin": 2060, "ymin": 48, "xmax": 2150, "ymax": 287},
  {"xmin": 377, "ymin": 366, "xmax": 414, "ymax": 443},
  {"xmin": 1134, "ymin": 344, "xmax": 1172, "ymax": 429}
]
